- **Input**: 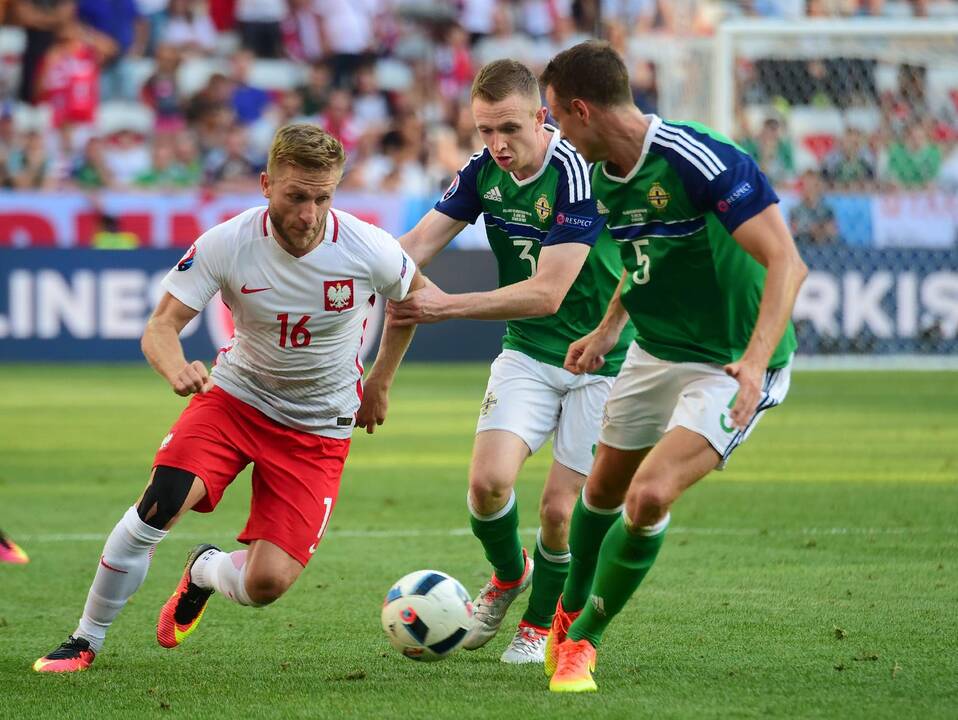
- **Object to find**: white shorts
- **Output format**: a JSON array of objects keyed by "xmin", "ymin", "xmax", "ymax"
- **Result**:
[
  {"xmin": 476, "ymin": 349, "xmax": 615, "ymax": 476},
  {"xmin": 600, "ymin": 344, "xmax": 792, "ymax": 469}
]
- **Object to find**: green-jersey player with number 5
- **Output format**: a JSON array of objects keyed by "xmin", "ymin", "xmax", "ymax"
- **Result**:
[
  {"xmin": 381, "ymin": 59, "xmax": 634, "ymax": 664},
  {"xmin": 539, "ymin": 41, "xmax": 808, "ymax": 692}
]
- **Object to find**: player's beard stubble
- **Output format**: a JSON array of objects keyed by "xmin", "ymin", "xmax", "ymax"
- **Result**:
[{"xmin": 269, "ymin": 206, "xmax": 325, "ymax": 253}]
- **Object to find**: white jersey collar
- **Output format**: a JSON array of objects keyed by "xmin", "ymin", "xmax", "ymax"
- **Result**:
[{"xmin": 601, "ymin": 114, "xmax": 662, "ymax": 184}]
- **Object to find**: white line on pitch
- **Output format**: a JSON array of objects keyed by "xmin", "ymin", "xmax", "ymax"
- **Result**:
[{"xmin": 17, "ymin": 526, "xmax": 955, "ymax": 543}]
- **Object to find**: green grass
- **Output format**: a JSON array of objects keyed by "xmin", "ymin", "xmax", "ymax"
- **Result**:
[{"xmin": 1, "ymin": 365, "xmax": 956, "ymax": 719}]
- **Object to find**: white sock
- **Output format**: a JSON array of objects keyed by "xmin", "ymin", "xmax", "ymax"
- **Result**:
[
  {"xmin": 74, "ymin": 506, "xmax": 167, "ymax": 652},
  {"xmin": 190, "ymin": 548, "xmax": 259, "ymax": 606}
]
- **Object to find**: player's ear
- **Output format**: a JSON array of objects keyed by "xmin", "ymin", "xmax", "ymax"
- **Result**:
[
  {"xmin": 260, "ymin": 171, "xmax": 270, "ymax": 198},
  {"xmin": 571, "ymin": 98, "xmax": 589, "ymax": 124},
  {"xmin": 535, "ymin": 105, "xmax": 548, "ymax": 126}
]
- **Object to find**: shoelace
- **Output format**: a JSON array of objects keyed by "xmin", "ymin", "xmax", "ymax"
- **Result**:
[
  {"xmin": 559, "ymin": 642, "xmax": 593, "ymax": 674},
  {"xmin": 48, "ymin": 637, "xmax": 89, "ymax": 659},
  {"xmin": 513, "ymin": 627, "xmax": 546, "ymax": 654}
]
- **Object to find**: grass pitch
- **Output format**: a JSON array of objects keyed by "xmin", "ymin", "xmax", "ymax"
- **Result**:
[{"xmin": 1, "ymin": 364, "xmax": 956, "ymax": 719}]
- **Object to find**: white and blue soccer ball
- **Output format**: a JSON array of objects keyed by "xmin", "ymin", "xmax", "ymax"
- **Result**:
[{"xmin": 381, "ymin": 570, "xmax": 473, "ymax": 662}]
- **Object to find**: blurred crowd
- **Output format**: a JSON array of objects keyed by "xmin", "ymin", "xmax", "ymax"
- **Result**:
[{"xmin": 0, "ymin": 0, "xmax": 956, "ymax": 212}]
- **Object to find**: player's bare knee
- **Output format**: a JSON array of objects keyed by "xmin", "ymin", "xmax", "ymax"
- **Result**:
[
  {"xmin": 468, "ymin": 474, "xmax": 513, "ymax": 514},
  {"xmin": 136, "ymin": 466, "xmax": 196, "ymax": 530},
  {"xmin": 626, "ymin": 484, "xmax": 672, "ymax": 527},
  {"xmin": 538, "ymin": 497, "xmax": 571, "ymax": 536}
]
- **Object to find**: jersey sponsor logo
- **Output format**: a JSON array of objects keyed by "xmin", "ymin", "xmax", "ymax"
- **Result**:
[
  {"xmin": 159, "ymin": 431, "xmax": 174, "ymax": 450},
  {"xmin": 534, "ymin": 194, "xmax": 552, "ymax": 222},
  {"xmin": 441, "ymin": 174, "xmax": 460, "ymax": 202},
  {"xmin": 717, "ymin": 181, "xmax": 754, "ymax": 213},
  {"xmin": 596, "ymin": 199, "xmax": 610, "ymax": 215},
  {"xmin": 555, "ymin": 212, "xmax": 594, "ymax": 229},
  {"xmin": 483, "ymin": 186, "xmax": 502, "ymax": 202},
  {"xmin": 647, "ymin": 182, "xmax": 670, "ymax": 210},
  {"xmin": 324, "ymin": 279, "xmax": 354, "ymax": 312},
  {"xmin": 176, "ymin": 244, "xmax": 197, "ymax": 271},
  {"xmin": 240, "ymin": 284, "xmax": 271, "ymax": 294}
]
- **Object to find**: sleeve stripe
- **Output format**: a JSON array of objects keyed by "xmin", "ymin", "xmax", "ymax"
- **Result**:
[
  {"xmin": 651, "ymin": 136, "xmax": 717, "ymax": 180},
  {"xmin": 555, "ymin": 142, "xmax": 591, "ymax": 202},
  {"xmin": 458, "ymin": 150, "xmax": 485, "ymax": 174},
  {"xmin": 553, "ymin": 146, "xmax": 580, "ymax": 203},
  {"xmin": 656, "ymin": 127, "xmax": 722, "ymax": 176},
  {"xmin": 557, "ymin": 141, "xmax": 590, "ymax": 200},
  {"xmin": 658, "ymin": 125, "xmax": 727, "ymax": 174}
]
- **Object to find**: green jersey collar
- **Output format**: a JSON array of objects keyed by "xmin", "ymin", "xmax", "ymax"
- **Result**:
[
  {"xmin": 510, "ymin": 123, "xmax": 562, "ymax": 187},
  {"xmin": 601, "ymin": 114, "xmax": 662, "ymax": 184}
]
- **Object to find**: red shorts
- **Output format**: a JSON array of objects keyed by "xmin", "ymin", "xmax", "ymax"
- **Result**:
[{"xmin": 153, "ymin": 386, "xmax": 350, "ymax": 566}]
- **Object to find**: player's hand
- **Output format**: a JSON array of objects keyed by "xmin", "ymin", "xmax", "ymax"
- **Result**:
[
  {"xmin": 388, "ymin": 278, "xmax": 450, "ymax": 326},
  {"xmin": 355, "ymin": 380, "xmax": 389, "ymax": 434},
  {"xmin": 564, "ymin": 329, "xmax": 616, "ymax": 375},
  {"xmin": 171, "ymin": 360, "xmax": 214, "ymax": 396},
  {"xmin": 723, "ymin": 358, "xmax": 764, "ymax": 431}
]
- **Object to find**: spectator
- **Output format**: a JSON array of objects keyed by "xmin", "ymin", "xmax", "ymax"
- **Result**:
[
  {"xmin": 434, "ymin": 25, "xmax": 474, "ymax": 101},
  {"xmin": 134, "ymin": 0, "xmax": 168, "ymax": 57},
  {"xmin": 886, "ymin": 122, "xmax": 942, "ymax": 189},
  {"xmin": 352, "ymin": 64, "xmax": 391, "ymax": 133},
  {"xmin": 281, "ymin": 0, "xmax": 324, "ymax": 63},
  {"xmin": 34, "ymin": 21, "xmax": 99, "ymax": 131},
  {"xmin": 741, "ymin": 117, "xmax": 795, "ymax": 185},
  {"xmin": 135, "ymin": 133, "xmax": 195, "ymax": 188},
  {"xmin": 171, "ymin": 128, "xmax": 202, "ymax": 184},
  {"xmin": 8, "ymin": 129, "xmax": 57, "ymax": 189},
  {"xmin": 101, "ymin": 128, "xmax": 151, "ymax": 186},
  {"xmin": 76, "ymin": 0, "xmax": 146, "ymax": 100},
  {"xmin": 298, "ymin": 60, "xmax": 334, "ymax": 116},
  {"xmin": 822, "ymin": 128, "xmax": 876, "ymax": 190},
  {"xmin": 474, "ymin": 3, "xmax": 533, "ymax": 67},
  {"xmin": 317, "ymin": 89, "xmax": 360, "ymax": 155},
  {"xmin": 71, "ymin": 135, "xmax": 115, "ymax": 188},
  {"xmin": 205, "ymin": 125, "xmax": 259, "ymax": 191},
  {"xmin": 140, "ymin": 43, "xmax": 186, "ymax": 132},
  {"xmin": 460, "ymin": 0, "xmax": 497, "ymax": 44},
  {"xmin": 161, "ymin": 0, "xmax": 217, "ymax": 57},
  {"xmin": 235, "ymin": 0, "xmax": 286, "ymax": 58},
  {"xmin": 789, "ymin": 170, "xmax": 839, "ymax": 246},
  {"xmin": 13, "ymin": 0, "xmax": 77, "ymax": 105},
  {"xmin": 314, "ymin": 0, "xmax": 378, "ymax": 88},
  {"xmin": 229, "ymin": 49, "xmax": 271, "ymax": 126}
]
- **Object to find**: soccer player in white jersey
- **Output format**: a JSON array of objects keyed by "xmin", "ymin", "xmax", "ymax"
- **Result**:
[
  {"xmin": 373, "ymin": 60, "xmax": 630, "ymax": 664},
  {"xmin": 33, "ymin": 124, "xmax": 421, "ymax": 673}
]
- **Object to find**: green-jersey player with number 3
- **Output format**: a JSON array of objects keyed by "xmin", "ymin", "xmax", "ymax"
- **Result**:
[
  {"xmin": 539, "ymin": 41, "xmax": 808, "ymax": 692},
  {"xmin": 380, "ymin": 59, "xmax": 634, "ymax": 664}
]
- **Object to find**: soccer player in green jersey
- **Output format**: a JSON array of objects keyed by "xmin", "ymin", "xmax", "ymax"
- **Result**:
[
  {"xmin": 372, "ymin": 59, "xmax": 634, "ymax": 663},
  {"xmin": 537, "ymin": 42, "xmax": 808, "ymax": 691}
]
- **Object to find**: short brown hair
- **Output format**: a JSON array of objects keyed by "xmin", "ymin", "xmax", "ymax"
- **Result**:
[
  {"xmin": 471, "ymin": 59, "xmax": 540, "ymax": 105},
  {"xmin": 267, "ymin": 123, "xmax": 345, "ymax": 175},
  {"xmin": 540, "ymin": 41, "xmax": 632, "ymax": 108}
]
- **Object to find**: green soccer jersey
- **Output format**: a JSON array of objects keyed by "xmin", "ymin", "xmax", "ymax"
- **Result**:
[
  {"xmin": 435, "ymin": 126, "xmax": 634, "ymax": 375},
  {"xmin": 592, "ymin": 115, "xmax": 797, "ymax": 369}
]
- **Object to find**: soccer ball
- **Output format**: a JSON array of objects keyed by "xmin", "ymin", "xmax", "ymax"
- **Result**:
[{"xmin": 381, "ymin": 570, "xmax": 473, "ymax": 662}]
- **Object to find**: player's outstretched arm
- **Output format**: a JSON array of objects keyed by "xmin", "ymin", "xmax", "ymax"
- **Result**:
[
  {"xmin": 724, "ymin": 204, "xmax": 808, "ymax": 429},
  {"xmin": 141, "ymin": 292, "xmax": 212, "ymax": 397},
  {"xmin": 356, "ymin": 270, "xmax": 427, "ymax": 434},
  {"xmin": 564, "ymin": 270, "xmax": 630, "ymax": 375},
  {"xmin": 399, "ymin": 210, "xmax": 468, "ymax": 268},
  {"xmin": 389, "ymin": 242, "xmax": 590, "ymax": 325}
]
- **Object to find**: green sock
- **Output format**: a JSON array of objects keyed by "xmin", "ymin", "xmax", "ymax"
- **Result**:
[
  {"xmin": 561, "ymin": 495, "xmax": 621, "ymax": 613},
  {"xmin": 522, "ymin": 531, "xmax": 570, "ymax": 628},
  {"xmin": 470, "ymin": 492, "xmax": 525, "ymax": 582},
  {"xmin": 567, "ymin": 513, "xmax": 669, "ymax": 648}
]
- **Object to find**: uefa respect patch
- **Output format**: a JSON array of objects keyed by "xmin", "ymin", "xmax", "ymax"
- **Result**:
[
  {"xmin": 177, "ymin": 244, "xmax": 197, "ymax": 271},
  {"xmin": 555, "ymin": 212, "xmax": 594, "ymax": 229},
  {"xmin": 441, "ymin": 174, "xmax": 460, "ymax": 202}
]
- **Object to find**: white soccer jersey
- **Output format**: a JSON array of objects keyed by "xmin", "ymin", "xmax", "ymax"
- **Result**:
[{"xmin": 162, "ymin": 206, "xmax": 416, "ymax": 438}]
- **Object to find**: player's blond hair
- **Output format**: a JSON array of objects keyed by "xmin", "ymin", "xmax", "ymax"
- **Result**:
[
  {"xmin": 471, "ymin": 59, "xmax": 540, "ymax": 107},
  {"xmin": 267, "ymin": 123, "xmax": 346, "ymax": 175}
]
